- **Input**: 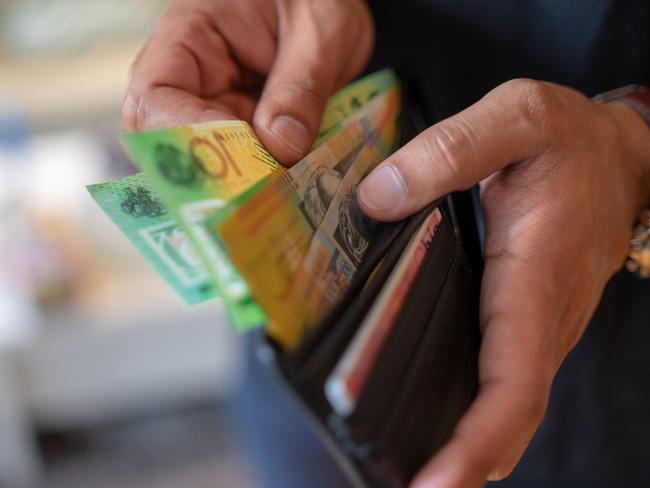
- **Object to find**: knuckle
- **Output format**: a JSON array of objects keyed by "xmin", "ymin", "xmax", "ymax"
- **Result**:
[
  {"xmin": 132, "ymin": 98, "xmax": 147, "ymax": 131},
  {"xmin": 307, "ymin": 0, "xmax": 365, "ymax": 28},
  {"xmin": 276, "ymin": 78, "xmax": 326, "ymax": 102},
  {"xmin": 122, "ymin": 88, "xmax": 149, "ymax": 132},
  {"xmin": 420, "ymin": 118, "xmax": 478, "ymax": 187},
  {"xmin": 267, "ymin": 78, "xmax": 327, "ymax": 116},
  {"xmin": 126, "ymin": 91, "xmax": 153, "ymax": 132},
  {"xmin": 503, "ymin": 78, "xmax": 564, "ymax": 134},
  {"xmin": 340, "ymin": 0, "xmax": 374, "ymax": 35},
  {"xmin": 161, "ymin": 10, "xmax": 229, "ymax": 62},
  {"xmin": 336, "ymin": 3, "xmax": 374, "ymax": 61},
  {"xmin": 287, "ymin": 0, "xmax": 373, "ymax": 82},
  {"xmin": 121, "ymin": 95, "xmax": 136, "ymax": 130},
  {"xmin": 171, "ymin": 11, "xmax": 213, "ymax": 44}
]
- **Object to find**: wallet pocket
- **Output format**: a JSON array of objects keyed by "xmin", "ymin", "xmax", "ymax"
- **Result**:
[
  {"xmin": 340, "ymin": 209, "xmax": 458, "ymax": 440},
  {"xmin": 284, "ymin": 203, "xmax": 442, "ymax": 390},
  {"xmin": 326, "ymin": 215, "xmax": 480, "ymax": 487},
  {"xmin": 262, "ymin": 200, "xmax": 480, "ymax": 488},
  {"xmin": 376, "ymin": 248, "xmax": 479, "ymax": 485}
]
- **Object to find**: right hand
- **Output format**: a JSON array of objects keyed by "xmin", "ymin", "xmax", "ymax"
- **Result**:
[{"xmin": 122, "ymin": 0, "xmax": 374, "ymax": 165}]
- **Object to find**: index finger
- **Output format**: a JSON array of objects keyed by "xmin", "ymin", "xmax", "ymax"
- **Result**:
[{"xmin": 122, "ymin": 5, "xmax": 250, "ymax": 131}]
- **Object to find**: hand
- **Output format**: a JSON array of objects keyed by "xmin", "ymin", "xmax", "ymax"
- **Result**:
[
  {"xmin": 122, "ymin": 0, "xmax": 373, "ymax": 164},
  {"xmin": 357, "ymin": 79, "xmax": 650, "ymax": 487}
]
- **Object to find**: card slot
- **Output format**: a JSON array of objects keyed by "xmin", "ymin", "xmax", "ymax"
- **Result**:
[
  {"xmin": 351, "ymin": 246, "xmax": 480, "ymax": 486},
  {"xmin": 283, "ymin": 202, "xmax": 443, "ymax": 375},
  {"xmin": 342, "ymin": 213, "xmax": 458, "ymax": 441},
  {"xmin": 268, "ymin": 222, "xmax": 408, "ymax": 422},
  {"xmin": 259, "ymin": 203, "xmax": 480, "ymax": 488}
]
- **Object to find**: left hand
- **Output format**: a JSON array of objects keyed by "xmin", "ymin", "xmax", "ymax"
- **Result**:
[{"xmin": 357, "ymin": 79, "xmax": 650, "ymax": 487}]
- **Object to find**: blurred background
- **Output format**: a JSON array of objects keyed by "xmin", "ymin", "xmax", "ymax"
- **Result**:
[{"xmin": 0, "ymin": 1, "xmax": 256, "ymax": 486}]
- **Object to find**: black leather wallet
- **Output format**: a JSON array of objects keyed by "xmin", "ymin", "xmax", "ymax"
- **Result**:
[{"xmin": 256, "ymin": 80, "xmax": 483, "ymax": 488}]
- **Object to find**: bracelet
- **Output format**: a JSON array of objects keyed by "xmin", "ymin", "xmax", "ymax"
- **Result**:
[
  {"xmin": 592, "ymin": 85, "xmax": 650, "ymax": 126},
  {"xmin": 626, "ymin": 209, "xmax": 650, "ymax": 278}
]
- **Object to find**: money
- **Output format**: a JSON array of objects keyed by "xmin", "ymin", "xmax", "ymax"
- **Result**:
[
  {"xmin": 325, "ymin": 208, "xmax": 443, "ymax": 416},
  {"xmin": 314, "ymin": 68, "xmax": 398, "ymax": 146},
  {"xmin": 282, "ymin": 148, "xmax": 380, "ymax": 342},
  {"xmin": 88, "ymin": 69, "xmax": 398, "ymax": 320},
  {"xmin": 123, "ymin": 120, "xmax": 279, "ymax": 329},
  {"xmin": 211, "ymin": 83, "xmax": 401, "ymax": 346},
  {"xmin": 88, "ymin": 173, "xmax": 215, "ymax": 304}
]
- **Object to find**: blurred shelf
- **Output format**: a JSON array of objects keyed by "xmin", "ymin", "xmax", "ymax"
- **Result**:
[
  {"xmin": 0, "ymin": 43, "xmax": 141, "ymax": 132},
  {"xmin": 0, "ymin": 299, "xmax": 244, "ymax": 486},
  {"xmin": 18, "ymin": 300, "xmax": 242, "ymax": 428}
]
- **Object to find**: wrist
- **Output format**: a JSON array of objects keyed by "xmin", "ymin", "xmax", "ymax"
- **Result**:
[
  {"xmin": 593, "ymin": 85, "xmax": 650, "ymax": 218},
  {"xmin": 604, "ymin": 101, "xmax": 650, "ymax": 218},
  {"xmin": 625, "ymin": 104, "xmax": 650, "ymax": 210}
]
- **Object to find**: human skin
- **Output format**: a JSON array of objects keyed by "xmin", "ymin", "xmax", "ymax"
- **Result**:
[
  {"xmin": 357, "ymin": 80, "xmax": 650, "ymax": 487},
  {"xmin": 122, "ymin": 0, "xmax": 373, "ymax": 165},
  {"xmin": 123, "ymin": 1, "xmax": 650, "ymax": 487}
]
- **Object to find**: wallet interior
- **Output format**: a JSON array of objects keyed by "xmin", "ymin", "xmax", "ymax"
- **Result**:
[
  {"xmin": 255, "ymin": 79, "xmax": 482, "ymax": 488},
  {"xmin": 256, "ymin": 200, "xmax": 481, "ymax": 488}
]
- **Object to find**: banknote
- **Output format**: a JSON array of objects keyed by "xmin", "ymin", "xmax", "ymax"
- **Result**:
[
  {"xmin": 211, "ymin": 83, "xmax": 401, "ymax": 346},
  {"xmin": 314, "ymin": 68, "xmax": 397, "ymax": 146},
  {"xmin": 325, "ymin": 208, "xmax": 443, "ymax": 416},
  {"xmin": 122, "ymin": 120, "xmax": 279, "ymax": 329},
  {"xmin": 87, "ymin": 172, "xmax": 215, "ymax": 304},
  {"xmin": 280, "ymin": 146, "xmax": 383, "ymax": 345},
  {"xmin": 89, "ymin": 69, "xmax": 398, "ymax": 318}
]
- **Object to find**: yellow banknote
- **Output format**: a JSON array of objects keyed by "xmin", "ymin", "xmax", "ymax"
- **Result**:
[{"xmin": 215, "ymin": 85, "xmax": 401, "ymax": 347}]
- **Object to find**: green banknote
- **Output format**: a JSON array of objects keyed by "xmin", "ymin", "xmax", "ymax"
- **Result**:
[
  {"xmin": 123, "ymin": 119, "xmax": 278, "ymax": 330},
  {"xmin": 314, "ymin": 68, "xmax": 398, "ymax": 146},
  {"xmin": 87, "ymin": 173, "xmax": 215, "ymax": 304}
]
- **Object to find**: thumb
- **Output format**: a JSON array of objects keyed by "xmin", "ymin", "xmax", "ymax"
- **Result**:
[
  {"xmin": 358, "ymin": 79, "xmax": 552, "ymax": 221},
  {"xmin": 253, "ymin": 1, "xmax": 372, "ymax": 165}
]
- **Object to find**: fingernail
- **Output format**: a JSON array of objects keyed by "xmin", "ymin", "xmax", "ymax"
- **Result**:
[
  {"xmin": 487, "ymin": 471, "xmax": 501, "ymax": 481},
  {"xmin": 358, "ymin": 163, "xmax": 406, "ymax": 213},
  {"xmin": 487, "ymin": 469, "xmax": 508, "ymax": 481},
  {"xmin": 269, "ymin": 115, "xmax": 310, "ymax": 154},
  {"xmin": 410, "ymin": 474, "xmax": 447, "ymax": 488}
]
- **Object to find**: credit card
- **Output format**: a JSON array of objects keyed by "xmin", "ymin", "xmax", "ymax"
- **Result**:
[{"xmin": 325, "ymin": 208, "xmax": 443, "ymax": 416}]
